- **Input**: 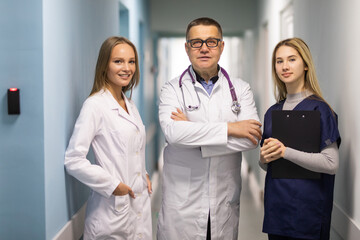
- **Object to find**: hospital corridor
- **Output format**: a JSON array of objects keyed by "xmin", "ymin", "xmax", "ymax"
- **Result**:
[{"xmin": 1, "ymin": 0, "xmax": 360, "ymax": 239}]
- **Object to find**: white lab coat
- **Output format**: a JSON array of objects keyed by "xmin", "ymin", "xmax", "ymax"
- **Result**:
[
  {"xmin": 157, "ymin": 66, "xmax": 260, "ymax": 240},
  {"xmin": 65, "ymin": 89, "xmax": 152, "ymax": 240}
]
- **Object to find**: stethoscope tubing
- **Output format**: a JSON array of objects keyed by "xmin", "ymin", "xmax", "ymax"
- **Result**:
[{"xmin": 179, "ymin": 65, "xmax": 241, "ymax": 114}]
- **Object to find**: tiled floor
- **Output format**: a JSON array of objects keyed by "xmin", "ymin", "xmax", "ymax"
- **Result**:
[{"xmin": 151, "ymin": 160, "xmax": 268, "ymax": 240}]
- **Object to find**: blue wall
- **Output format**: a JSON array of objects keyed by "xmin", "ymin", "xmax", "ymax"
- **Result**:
[
  {"xmin": 43, "ymin": 0, "xmax": 121, "ymax": 238},
  {"xmin": 0, "ymin": 0, "xmax": 45, "ymax": 238}
]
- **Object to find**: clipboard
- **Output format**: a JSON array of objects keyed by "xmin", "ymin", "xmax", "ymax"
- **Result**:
[{"xmin": 271, "ymin": 110, "xmax": 321, "ymax": 179}]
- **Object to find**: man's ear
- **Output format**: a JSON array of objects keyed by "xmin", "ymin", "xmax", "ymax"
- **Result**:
[
  {"xmin": 219, "ymin": 40, "xmax": 225, "ymax": 54},
  {"xmin": 185, "ymin": 42, "xmax": 190, "ymax": 56}
]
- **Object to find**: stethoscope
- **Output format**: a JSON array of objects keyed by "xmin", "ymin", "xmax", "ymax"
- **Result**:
[{"xmin": 179, "ymin": 65, "xmax": 241, "ymax": 114}]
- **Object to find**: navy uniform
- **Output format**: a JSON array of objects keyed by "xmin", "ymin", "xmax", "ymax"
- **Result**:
[{"xmin": 261, "ymin": 96, "xmax": 341, "ymax": 240}]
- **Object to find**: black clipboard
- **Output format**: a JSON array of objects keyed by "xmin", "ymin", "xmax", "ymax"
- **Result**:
[{"xmin": 271, "ymin": 110, "xmax": 321, "ymax": 179}]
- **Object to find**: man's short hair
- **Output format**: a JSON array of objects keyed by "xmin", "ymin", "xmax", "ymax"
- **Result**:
[{"xmin": 186, "ymin": 17, "xmax": 223, "ymax": 40}]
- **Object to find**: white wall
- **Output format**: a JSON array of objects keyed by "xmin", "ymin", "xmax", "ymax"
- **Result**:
[
  {"xmin": 294, "ymin": 0, "xmax": 360, "ymax": 239},
  {"xmin": 252, "ymin": 0, "xmax": 360, "ymax": 239}
]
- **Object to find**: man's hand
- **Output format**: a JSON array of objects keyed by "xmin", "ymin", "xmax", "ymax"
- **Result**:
[
  {"xmin": 227, "ymin": 120, "xmax": 262, "ymax": 145},
  {"xmin": 171, "ymin": 108, "xmax": 188, "ymax": 121}
]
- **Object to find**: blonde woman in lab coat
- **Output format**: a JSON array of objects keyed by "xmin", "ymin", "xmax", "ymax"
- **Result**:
[{"xmin": 65, "ymin": 36, "xmax": 152, "ymax": 239}]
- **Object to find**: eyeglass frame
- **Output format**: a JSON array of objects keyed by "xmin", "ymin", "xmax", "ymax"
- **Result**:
[{"xmin": 186, "ymin": 38, "xmax": 222, "ymax": 48}]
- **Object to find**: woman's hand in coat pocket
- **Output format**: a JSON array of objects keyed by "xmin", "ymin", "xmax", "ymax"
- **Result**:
[{"xmin": 113, "ymin": 183, "xmax": 135, "ymax": 199}]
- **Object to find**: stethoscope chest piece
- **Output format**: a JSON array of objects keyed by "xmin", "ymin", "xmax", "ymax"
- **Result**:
[{"xmin": 231, "ymin": 101, "xmax": 241, "ymax": 114}]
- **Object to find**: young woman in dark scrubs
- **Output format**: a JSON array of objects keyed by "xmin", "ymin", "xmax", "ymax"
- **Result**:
[{"xmin": 259, "ymin": 38, "xmax": 341, "ymax": 240}]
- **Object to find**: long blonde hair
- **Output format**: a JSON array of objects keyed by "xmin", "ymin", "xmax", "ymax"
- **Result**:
[
  {"xmin": 272, "ymin": 37, "xmax": 323, "ymax": 103},
  {"xmin": 90, "ymin": 36, "xmax": 140, "ymax": 97}
]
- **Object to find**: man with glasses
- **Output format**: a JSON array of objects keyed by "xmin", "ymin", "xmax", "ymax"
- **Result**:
[{"xmin": 157, "ymin": 17, "xmax": 262, "ymax": 240}]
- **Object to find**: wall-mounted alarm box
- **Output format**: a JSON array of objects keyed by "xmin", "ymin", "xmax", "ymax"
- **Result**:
[{"xmin": 7, "ymin": 88, "xmax": 20, "ymax": 115}]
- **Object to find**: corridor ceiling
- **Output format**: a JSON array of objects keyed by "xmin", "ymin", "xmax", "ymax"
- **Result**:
[{"xmin": 149, "ymin": 0, "xmax": 258, "ymax": 36}]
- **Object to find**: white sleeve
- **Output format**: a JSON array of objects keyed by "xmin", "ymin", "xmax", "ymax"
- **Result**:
[
  {"xmin": 201, "ymin": 82, "xmax": 261, "ymax": 158},
  {"xmin": 64, "ymin": 99, "xmax": 119, "ymax": 198},
  {"xmin": 159, "ymin": 81, "xmax": 228, "ymax": 148}
]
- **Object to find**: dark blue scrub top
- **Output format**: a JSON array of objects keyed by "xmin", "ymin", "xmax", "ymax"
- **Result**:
[{"xmin": 261, "ymin": 96, "xmax": 341, "ymax": 240}]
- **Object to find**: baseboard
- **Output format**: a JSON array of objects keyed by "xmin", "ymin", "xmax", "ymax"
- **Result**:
[
  {"xmin": 53, "ymin": 203, "xmax": 86, "ymax": 240},
  {"xmin": 332, "ymin": 202, "xmax": 360, "ymax": 240}
]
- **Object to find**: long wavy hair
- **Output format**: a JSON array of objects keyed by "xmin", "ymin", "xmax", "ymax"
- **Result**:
[
  {"xmin": 90, "ymin": 36, "xmax": 140, "ymax": 98},
  {"xmin": 272, "ymin": 37, "xmax": 324, "ymax": 103}
]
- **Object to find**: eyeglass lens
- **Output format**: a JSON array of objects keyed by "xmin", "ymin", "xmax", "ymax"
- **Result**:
[{"xmin": 188, "ymin": 38, "xmax": 220, "ymax": 48}]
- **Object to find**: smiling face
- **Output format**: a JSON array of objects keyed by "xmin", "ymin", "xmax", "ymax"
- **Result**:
[
  {"xmin": 185, "ymin": 25, "xmax": 224, "ymax": 79},
  {"xmin": 275, "ymin": 45, "xmax": 308, "ymax": 94},
  {"xmin": 106, "ymin": 43, "xmax": 136, "ymax": 92}
]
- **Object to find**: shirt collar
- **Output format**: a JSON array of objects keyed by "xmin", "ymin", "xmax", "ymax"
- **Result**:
[{"xmin": 193, "ymin": 65, "xmax": 220, "ymax": 84}]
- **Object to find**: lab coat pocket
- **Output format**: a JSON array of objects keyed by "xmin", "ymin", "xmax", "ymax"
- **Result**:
[
  {"xmin": 114, "ymin": 195, "xmax": 129, "ymax": 215},
  {"xmin": 163, "ymin": 163, "xmax": 191, "ymax": 207}
]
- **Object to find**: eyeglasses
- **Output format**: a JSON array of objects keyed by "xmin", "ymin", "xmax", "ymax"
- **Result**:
[{"xmin": 186, "ymin": 38, "xmax": 222, "ymax": 48}]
